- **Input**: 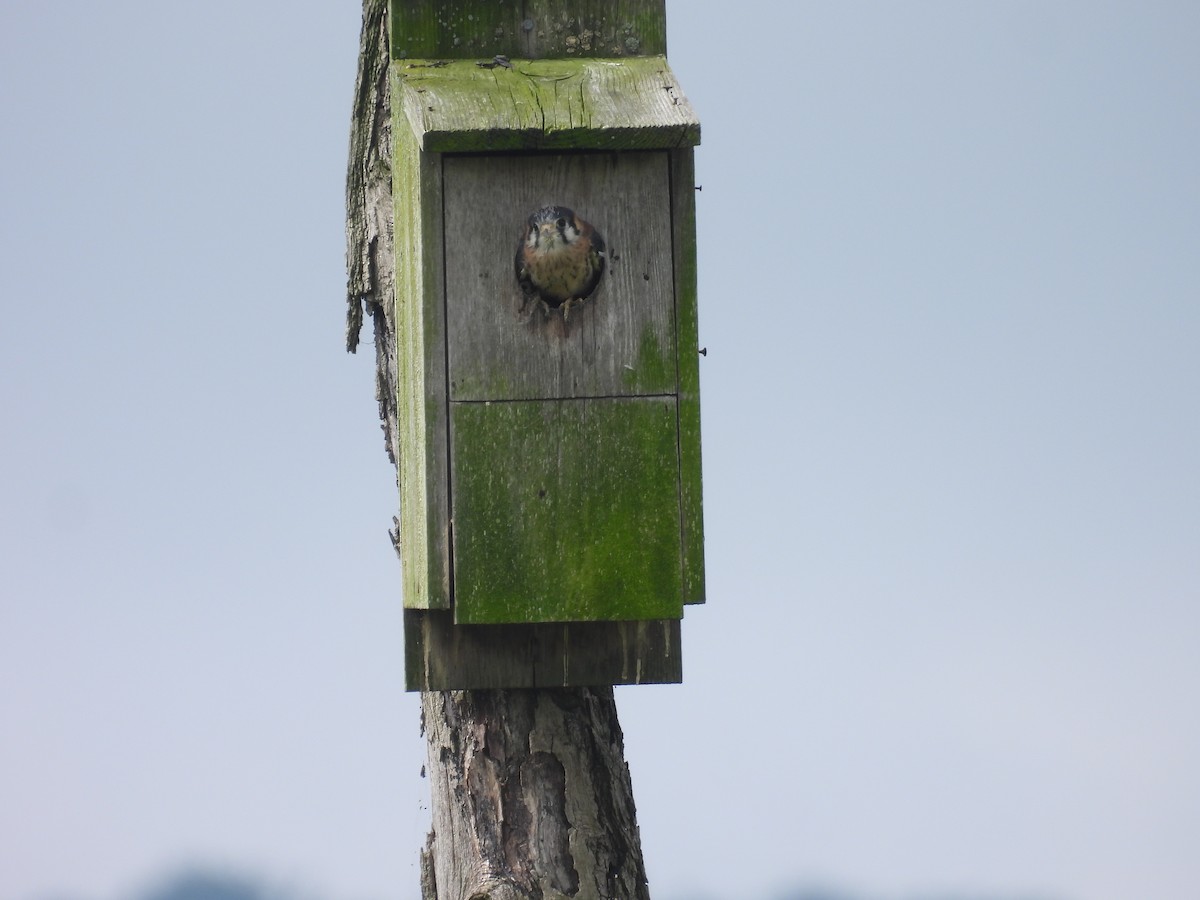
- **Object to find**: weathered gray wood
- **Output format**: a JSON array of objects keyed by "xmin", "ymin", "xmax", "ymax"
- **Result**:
[
  {"xmin": 534, "ymin": 618, "xmax": 680, "ymax": 687},
  {"xmin": 394, "ymin": 74, "xmax": 452, "ymax": 609},
  {"xmin": 397, "ymin": 57, "xmax": 700, "ymax": 152},
  {"xmin": 345, "ymin": 0, "xmax": 398, "ymax": 463},
  {"xmin": 421, "ymin": 688, "xmax": 651, "ymax": 900},
  {"xmin": 444, "ymin": 152, "xmax": 677, "ymax": 401},
  {"xmin": 391, "ymin": 0, "xmax": 667, "ymax": 61},
  {"xmin": 405, "ymin": 611, "xmax": 682, "ymax": 690},
  {"xmin": 406, "ymin": 611, "xmax": 534, "ymax": 690}
]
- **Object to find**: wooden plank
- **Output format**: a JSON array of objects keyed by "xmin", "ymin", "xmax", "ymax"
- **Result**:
[
  {"xmin": 405, "ymin": 610, "xmax": 536, "ymax": 689},
  {"xmin": 443, "ymin": 151, "xmax": 677, "ymax": 401},
  {"xmin": 670, "ymin": 149, "xmax": 707, "ymax": 605},
  {"xmin": 534, "ymin": 618, "xmax": 681, "ymax": 687},
  {"xmin": 405, "ymin": 610, "xmax": 682, "ymax": 690},
  {"xmin": 449, "ymin": 397, "xmax": 684, "ymax": 624},
  {"xmin": 390, "ymin": 0, "xmax": 667, "ymax": 62},
  {"xmin": 393, "ymin": 71, "xmax": 452, "ymax": 609},
  {"xmin": 396, "ymin": 57, "xmax": 699, "ymax": 152}
]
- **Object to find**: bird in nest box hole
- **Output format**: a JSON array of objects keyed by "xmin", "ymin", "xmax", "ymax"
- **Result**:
[{"xmin": 515, "ymin": 205, "xmax": 606, "ymax": 320}]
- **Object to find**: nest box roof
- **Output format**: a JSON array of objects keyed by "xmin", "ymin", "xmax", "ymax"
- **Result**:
[{"xmin": 395, "ymin": 56, "xmax": 701, "ymax": 152}]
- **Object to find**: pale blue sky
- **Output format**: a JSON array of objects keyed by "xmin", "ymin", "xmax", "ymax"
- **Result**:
[{"xmin": 2, "ymin": 3, "xmax": 1198, "ymax": 900}]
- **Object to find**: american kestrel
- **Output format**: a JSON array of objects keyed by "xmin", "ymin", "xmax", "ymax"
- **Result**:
[{"xmin": 515, "ymin": 205, "xmax": 606, "ymax": 319}]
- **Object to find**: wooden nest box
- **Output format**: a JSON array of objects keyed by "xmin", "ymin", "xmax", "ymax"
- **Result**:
[{"xmin": 391, "ymin": 1, "xmax": 704, "ymax": 690}]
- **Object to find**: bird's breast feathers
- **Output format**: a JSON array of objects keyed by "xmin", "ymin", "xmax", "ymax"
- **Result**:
[{"xmin": 526, "ymin": 249, "xmax": 598, "ymax": 302}]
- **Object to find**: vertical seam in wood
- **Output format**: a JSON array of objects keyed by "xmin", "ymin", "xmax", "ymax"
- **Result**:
[
  {"xmin": 439, "ymin": 152, "xmax": 457, "ymax": 623},
  {"xmin": 665, "ymin": 151, "xmax": 687, "ymax": 604}
]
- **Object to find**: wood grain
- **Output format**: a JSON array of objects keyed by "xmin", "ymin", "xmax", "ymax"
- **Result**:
[
  {"xmin": 393, "ymin": 91, "xmax": 452, "ymax": 609},
  {"xmin": 420, "ymin": 686, "xmax": 655, "ymax": 899},
  {"xmin": 449, "ymin": 397, "xmax": 684, "ymax": 624},
  {"xmin": 390, "ymin": 0, "xmax": 667, "ymax": 61},
  {"xmin": 405, "ymin": 610, "xmax": 682, "ymax": 689},
  {"xmin": 444, "ymin": 151, "xmax": 677, "ymax": 401},
  {"xmin": 670, "ymin": 149, "xmax": 707, "ymax": 605},
  {"xmin": 397, "ymin": 56, "xmax": 700, "ymax": 152}
]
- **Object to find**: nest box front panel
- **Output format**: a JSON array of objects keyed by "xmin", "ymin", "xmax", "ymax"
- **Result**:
[
  {"xmin": 450, "ymin": 397, "xmax": 683, "ymax": 624},
  {"xmin": 441, "ymin": 150, "xmax": 684, "ymax": 625},
  {"xmin": 443, "ymin": 152, "xmax": 676, "ymax": 401}
]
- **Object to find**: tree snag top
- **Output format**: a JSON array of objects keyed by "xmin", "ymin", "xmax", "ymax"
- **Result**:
[{"xmin": 390, "ymin": 0, "xmax": 668, "ymax": 61}]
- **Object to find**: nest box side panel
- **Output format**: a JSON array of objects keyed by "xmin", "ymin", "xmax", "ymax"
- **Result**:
[
  {"xmin": 442, "ymin": 152, "xmax": 676, "ymax": 402},
  {"xmin": 449, "ymin": 397, "xmax": 684, "ymax": 624},
  {"xmin": 392, "ymin": 73, "xmax": 451, "ymax": 610},
  {"xmin": 670, "ymin": 148, "xmax": 706, "ymax": 606}
]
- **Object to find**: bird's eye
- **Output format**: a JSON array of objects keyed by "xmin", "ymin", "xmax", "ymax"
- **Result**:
[{"xmin": 556, "ymin": 217, "xmax": 567, "ymax": 229}]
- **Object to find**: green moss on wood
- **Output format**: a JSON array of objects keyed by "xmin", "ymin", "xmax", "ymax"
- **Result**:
[
  {"xmin": 669, "ymin": 149, "xmax": 705, "ymax": 605},
  {"xmin": 390, "ymin": 0, "xmax": 667, "ymax": 60},
  {"xmin": 620, "ymin": 327, "xmax": 672, "ymax": 394},
  {"xmin": 393, "ymin": 71, "xmax": 453, "ymax": 610},
  {"xmin": 395, "ymin": 56, "xmax": 700, "ymax": 152},
  {"xmin": 450, "ymin": 397, "xmax": 684, "ymax": 624}
]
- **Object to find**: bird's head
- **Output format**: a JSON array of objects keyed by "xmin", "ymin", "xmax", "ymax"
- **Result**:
[{"xmin": 525, "ymin": 206, "xmax": 582, "ymax": 254}]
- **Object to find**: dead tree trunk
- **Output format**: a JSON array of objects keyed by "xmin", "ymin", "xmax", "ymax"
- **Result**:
[
  {"xmin": 419, "ymin": 690, "xmax": 650, "ymax": 900},
  {"xmin": 345, "ymin": 3, "xmax": 654, "ymax": 897}
]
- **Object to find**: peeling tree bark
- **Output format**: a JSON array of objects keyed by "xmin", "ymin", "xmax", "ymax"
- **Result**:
[
  {"xmin": 420, "ymin": 690, "xmax": 651, "ymax": 900},
  {"xmin": 346, "ymin": 0, "xmax": 397, "ymax": 469},
  {"xmin": 346, "ymin": 3, "xmax": 654, "ymax": 897}
]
